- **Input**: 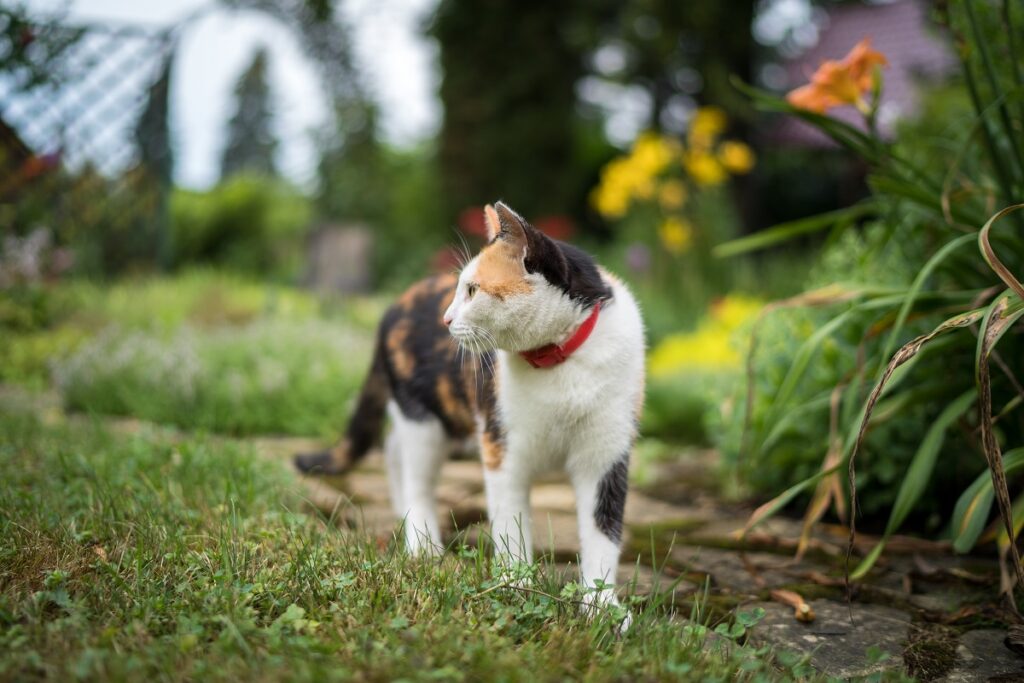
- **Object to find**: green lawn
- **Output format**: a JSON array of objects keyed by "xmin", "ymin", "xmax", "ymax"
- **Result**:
[{"xmin": 0, "ymin": 407, "xmax": 817, "ymax": 682}]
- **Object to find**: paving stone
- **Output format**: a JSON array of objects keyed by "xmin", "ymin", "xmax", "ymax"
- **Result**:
[
  {"xmin": 534, "ymin": 511, "xmax": 580, "ymax": 559},
  {"xmin": 442, "ymin": 459, "xmax": 486, "ymax": 484},
  {"xmin": 531, "ymin": 483, "xmax": 578, "ymax": 514},
  {"xmin": 250, "ymin": 436, "xmax": 325, "ymax": 462},
  {"xmin": 625, "ymin": 491, "xmax": 711, "ymax": 527},
  {"xmin": 668, "ymin": 545, "xmax": 813, "ymax": 592},
  {"xmin": 435, "ymin": 478, "xmax": 482, "ymax": 508},
  {"xmin": 342, "ymin": 503, "xmax": 398, "ymax": 537},
  {"xmin": 342, "ymin": 471, "xmax": 392, "ymax": 504},
  {"xmin": 749, "ymin": 599, "xmax": 911, "ymax": 679},
  {"xmin": 940, "ymin": 629, "xmax": 1024, "ymax": 683}
]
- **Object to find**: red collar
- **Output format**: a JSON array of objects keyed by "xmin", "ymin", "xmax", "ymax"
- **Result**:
[{"xmin": 519, "ymin": 302, "xmax": 602, "ymax": 369}]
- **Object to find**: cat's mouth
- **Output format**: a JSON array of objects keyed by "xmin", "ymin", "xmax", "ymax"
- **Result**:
[{"xmin": 448, "ymin": 323, "xmax": 498, "ymax": 353}]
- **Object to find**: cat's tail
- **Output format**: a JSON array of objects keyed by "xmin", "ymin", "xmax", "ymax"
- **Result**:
[{"xmin": 294, "ymin": 329, "xmax": 390, "ymax": 476}]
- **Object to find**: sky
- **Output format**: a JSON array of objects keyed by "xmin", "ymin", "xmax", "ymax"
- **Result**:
[{"xmin": 22, "ymin": 0, "xmax": 441, "ymax": 189}]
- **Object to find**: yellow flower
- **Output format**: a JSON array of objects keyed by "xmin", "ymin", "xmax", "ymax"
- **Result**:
[
  {"xmin": 710, "ymin": 295, "xmax": 762, "ymax": 329},
  {"xmin": 590, "ymin": 184, "xmax": 629, "ymax": 219},
  {"xmin": 635, "ymin": 178, "xmax": 655, "ymax": 200},
  {"xmin": 631, "ymin": 131, "xmax": 674, "ymax": 176},
  {"xmin": 718, "ymin": 141, "xmax": 755, "ymax": 174},
  {"xmin": 688, "ymin": 106, "xmax": 728, "ymax": 148},
  {"xmin": 658, "ymin": 217, "xmax": 693, "ymax": 254},
  {"xmin": 683, "ymin": 150, "xmax": 727, "ymax": 187},
  {"xmin": 658, "ymin": 180, "xmax": 687, "ymax": 210},
  {"xmin": 648, "ymin": 332, "xmax": 739, "ymax": 376},
  {"xmin": 647, "ymin": 294, "xmax": 763, "ymax": 377}
]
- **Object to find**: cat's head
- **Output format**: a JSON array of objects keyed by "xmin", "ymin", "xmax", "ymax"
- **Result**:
[{"xmin": 443, "ymin": 202, "xmax": 610, "ymax": 353}]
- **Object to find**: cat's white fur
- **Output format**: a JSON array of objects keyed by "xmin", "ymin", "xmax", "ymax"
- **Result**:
[{"xmin": 385, "ymin": 208, "xmax": 645, "ymax": 623}]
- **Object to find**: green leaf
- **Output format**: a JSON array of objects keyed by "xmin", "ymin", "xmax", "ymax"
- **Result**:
[
  {"xmin": 761, "ymin": 293, "xmax": 915, "ymax": 433},
  {"xmin": 736, "ymin": 607, "xmax": 766, "ymax": 627},
  {"xmin": 730, "ymin": 76, "xmax": 877, "ymax": 155},
  {"xmin": 951, "ymin": 448, "xmax": 1024, "ymax": 553},
  {"xmin": 758, "ymin": 390, "xmax": 834, "ymax": 455},
  {"xmin": 713, "ymin": 202, "xmax": 877, "ymax": 258},
  {"xmin": 851, "ymin": 389, "xmax": 977, "ymax": 578},
  {"xmin": 761, "ymin": 308, "xmax": 857, "ymax": 432},
  {"xmin": 742, "ymin": 461, "xmax": 842, "ymax": 536},
  {"xmin": 877, "ymin": 234, "xmax": 976, "ymax": 373}
]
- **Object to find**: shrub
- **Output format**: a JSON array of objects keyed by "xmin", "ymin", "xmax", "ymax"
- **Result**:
[
  {"xmin": 170, "ymin": 175, "xmax": 312, "ymax": 277},
  {"xmin": 56, "ymin": 318, "xmax": 372, "ymax": 437},
  {"xmin": 720, "ymin": 10, "xmax": 1024, "ymax": 579}
]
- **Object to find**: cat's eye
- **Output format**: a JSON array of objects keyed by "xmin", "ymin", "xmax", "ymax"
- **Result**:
[{"xmin": 466, "ymin": 283, "xmax": 479, "ymax": 299}]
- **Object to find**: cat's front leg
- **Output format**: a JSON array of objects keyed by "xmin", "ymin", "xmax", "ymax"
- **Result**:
[{"xmin": 570, "ymin": 452, "xmax": 630, "ymax": 624}]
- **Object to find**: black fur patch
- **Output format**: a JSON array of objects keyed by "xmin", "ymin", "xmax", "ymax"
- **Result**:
[
  {"xmin": 493, "ymin": 203, "xmax": 611, "ymax": 308},
  {"xmin": 528, "ymin": 239, "xmax": 612, "ymax": 309},
  {"xmin": 294, "ymin": 273, "xmax": 492, "ymax": 476},
  {"xmin": 380, "ymin": 275, "xmax": 481, "ymax": 437},
  {"xmin": 594, "ymin": 456, "xmax": 629, "ymax": 543}
]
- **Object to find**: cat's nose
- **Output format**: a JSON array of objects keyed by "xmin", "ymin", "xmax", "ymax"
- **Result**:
[{"xmin": 442, "ymin": 312, "xmax": 453, "ymax": 327}]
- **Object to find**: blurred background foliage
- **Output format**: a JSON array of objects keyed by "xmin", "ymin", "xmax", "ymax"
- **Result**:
[{"xmin": 3, "ymin": 0, "xmax": 1023, "ymax": 569}]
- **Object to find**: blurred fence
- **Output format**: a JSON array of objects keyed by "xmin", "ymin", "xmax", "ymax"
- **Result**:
[{"xmin": 0, "ymin": 13, "xmax": 175, "ymax": 271}]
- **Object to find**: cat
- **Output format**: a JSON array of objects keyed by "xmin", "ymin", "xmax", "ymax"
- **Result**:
[{"xmin": 296, "ymin": 201, "xmax": 645, "ymax": 617}]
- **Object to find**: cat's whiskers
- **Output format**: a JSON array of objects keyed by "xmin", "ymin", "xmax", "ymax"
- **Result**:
[{"xmin": 450, "ymin": 229, "xmax": 474, "ymax": 271}]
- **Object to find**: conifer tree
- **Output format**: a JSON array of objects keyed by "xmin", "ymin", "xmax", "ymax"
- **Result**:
[{"xmin": 221, "ymin": 48, "xmax": 278, "ymax": 179}]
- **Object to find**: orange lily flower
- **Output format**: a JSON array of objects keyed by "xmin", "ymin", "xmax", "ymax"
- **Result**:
[{"xmin": 787, "ymin": 38, "xmax": 888, "ymax": 114}]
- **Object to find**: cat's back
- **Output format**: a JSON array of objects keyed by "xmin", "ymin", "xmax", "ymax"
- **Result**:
[{"xmin": 379, "ymin": 273, "xmax": 484, "ymax": 438}]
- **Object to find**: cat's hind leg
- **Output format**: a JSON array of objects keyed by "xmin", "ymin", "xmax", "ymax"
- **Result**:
[
  {"xmin": 382, "ymin": 410, "xmax": 405, "ymax": 517},
  {"xmin": 483, "ymin": 463, "xmax": 533, "ymax": 567},
  {"xmin": 388, "ymin": 402, "xmax": 448, "ymax": 555}
]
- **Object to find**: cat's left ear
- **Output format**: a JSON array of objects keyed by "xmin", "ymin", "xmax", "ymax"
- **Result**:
[
  {"xmin": 492, "ymin": 201, "xmax": 531, "ymax": 254},
  {"xmin": 483, "ymin": 204, "xmax": 502, "ymax": 242}
]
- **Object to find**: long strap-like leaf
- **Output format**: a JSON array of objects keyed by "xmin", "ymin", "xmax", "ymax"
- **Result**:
[{"xmin": 975, "ymin": 293, "xmax": 1024, "ymax": 595}]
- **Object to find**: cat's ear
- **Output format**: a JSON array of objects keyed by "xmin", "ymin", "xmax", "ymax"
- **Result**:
[
  {"xmin": 483, "ymin": 204, "xmax": 502, "ymax": 242},
  {"xmin": 493, "ymin": 201, "xmax": 530, "ymax": 254}
]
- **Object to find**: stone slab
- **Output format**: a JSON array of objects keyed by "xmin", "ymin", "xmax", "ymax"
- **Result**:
[
  {"xmin": 749, "ymin": 599, "xmax": 911, "ymax": 679},
  {"xmin": 940, "ymin": 629, "xmax": 1024, "ymax": 683}
]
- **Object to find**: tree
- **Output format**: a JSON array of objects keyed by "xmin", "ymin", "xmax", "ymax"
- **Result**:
[
  {"xmin": 429, "ymin": 0, "xmax": 606, "ymax": 223},
  {"xmin": 221, "ymin": 47, "xmax": 278, "ymax": 179}
]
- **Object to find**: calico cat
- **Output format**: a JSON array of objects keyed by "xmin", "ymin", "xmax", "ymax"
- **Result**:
[{"xmin": 296, "ymin": 202, "xmax": 645, "ymax": 614}]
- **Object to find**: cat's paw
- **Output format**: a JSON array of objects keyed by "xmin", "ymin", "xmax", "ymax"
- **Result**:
[
  {"xmin": 293, "ymin": 449, "xmax": 350, "ymax": 476},
  {"xmin": 492, "ymin": 559, "xmax": 535, "ymax": 590},
  {"xmin": 578, "ymin": 586, "xmax": 632, "ymax": 634}
]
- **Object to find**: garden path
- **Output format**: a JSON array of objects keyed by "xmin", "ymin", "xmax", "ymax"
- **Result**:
[{"xmin": 254, "ymin": 439, "xmax": 1024, "ymax": 682}]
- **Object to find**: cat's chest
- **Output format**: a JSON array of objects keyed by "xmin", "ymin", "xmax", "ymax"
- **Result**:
[{"xmin": 497, "ymin": 360, "xmax": 602, "ymax": 428}]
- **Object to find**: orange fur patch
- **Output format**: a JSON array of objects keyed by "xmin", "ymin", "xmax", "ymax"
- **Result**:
[
  {"xmin": 438, "ymin": 374, "xmax": 474, "ymax": 434},
  {"xmin": 398, "ymin": 273, "xmax": 457, "ymax": 310},
  {"xmin": 475, "ymin": 241, "xmax": 532, "ymax": 299},
  {"xmin": 481, "ymin": 430, "xmax": 504, "ymax": 470},
  {"xmin": 387, "ymin": 319, "xmax": 415, "ymax": 379}
]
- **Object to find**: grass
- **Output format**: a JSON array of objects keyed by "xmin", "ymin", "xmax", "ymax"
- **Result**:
[{"xmin": 0, "ymin": 404, "xmax": 820, "ymax": 682}]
